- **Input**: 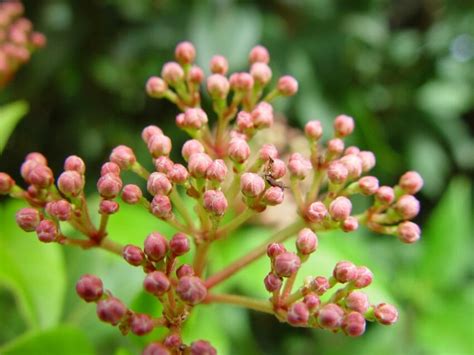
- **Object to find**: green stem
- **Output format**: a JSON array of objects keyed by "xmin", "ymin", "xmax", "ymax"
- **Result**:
[
  {"xmin": 216, "ymin": 208, "xmax": 254, "ymax": 239},
  {"xmin": 170, "ymin": 189, "xmax": 195, "ymax": 232},
  {"xmin": 281, "ymin": 272, "xmax": 298, "ymax": 301},
  {"xmin": 307, "ymin": 169, "xmax": 325, "ymax": 204},
  {"xmin": 193, "ymin": 242, "xmax": 211, "ymax": 277},
  {"xmin": 283, "ymin": 288, "xmax": 305, "ymax": 306},
  {"xmin": 204, "ymin": 293, "xmax": 273, "ymax": 314},
  {"xmin": 131, "ymin": 162, "xmax": 150, "ymax": 180},
  {"xmin": 98, "ymin": 213, "xmax": 109, "ymax": 237},
  {"xmin": 290, "ymin": 177, "xmax": 305, "ymax": 211}
]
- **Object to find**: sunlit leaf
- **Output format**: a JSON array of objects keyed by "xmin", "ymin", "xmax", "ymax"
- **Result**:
[{"xmin": 0, "ymin": 101, "xmax": 29, "ymax": 154}]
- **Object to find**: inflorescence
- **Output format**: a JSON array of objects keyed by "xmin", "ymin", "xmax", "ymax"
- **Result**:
[{"xmin": 0, "ymin": 41, "xmax": 423, "ymax": 354}]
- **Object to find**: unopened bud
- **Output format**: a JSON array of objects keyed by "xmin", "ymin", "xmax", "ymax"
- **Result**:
[
  {"xmin": 333, "ymin": 260, "xmax": 358, "ymax": 283},
  {"xmin": 303, "ymin": 294, "xmax": 320, "ymax": 311},
  {"xmin": 274, "ymin": 252, "xmax": 301, "ymax": 278},
  {"xmin": 206, "ymin": 159, "xmax": 227, "ymax": 183},
  {"xmin": 144, "ymin": 271, "xmax": 170, "ymax": 296},
  {"xmin": 228, "ymin": 138, "xmax": 251, "ymax": 164},
  {"xmin": 122, "ymin": 184, "xmax": 142, "ymax": 204},
  {"xmin": 327, "ymin": 138, "xmax": 345, "ymax": 156},
  {"xmin": 399, "ymin": 171, "xmax": 423, "ymax": 194},
  {"xmin": 375, "ymin": 186, "xmax": 395, "ymax": 205},
  {"xmin": 28, "ymin": 164, "xmax": 54, "ymax": 188},
  {"xmin": 342, "ymin": 312, "xmax": 366, "ymax": 337},
  {"xmin": 142, "ymin": 125, "xmax": 163, "ymax": 144},
  {"xmin": 150, "ymin": 195, "xmax": 173, "ymax": 219},
  {"xmin": 64, "ymin": 155, "xmax": 85, "ymax": 174},
  {"xmin": 46, "ymin": 200, "xmax": 72, "ymax": 221},
  {"xmin": 25, "ymin": 152, "xmax": 47, "ymax": 165},
  {"xmin": 374, "ymin": 303, "xmax": 398, "ymax": 325},
  {"xmin": 306, "ymin": 202, "xmax": 328, "ymax": 223},
  {"xmin": 188, "ymin": 152, "xmax": 212, "ymax": 178},
  {"xmin": 207, "ymin": 74, "xmax": 229, "ymax": 99},
  {"xmin": 161, "ymin": 61, "xmax": 184, "ymax": 85},
  {"xmin": 394, "ymin": 195, "xmax": 420, "ymax": 219},
  {"xmin": 354, "ymin": 266, "xmax": 373, "ymax": 288},
  {"xmin": 146, "ymin": 76, "xmax": 168, "ymax": 98},
  {"xmin": 329, "ymin": 197, "xmax": 352, "ymax": 221},
  {"xmin": 268, "ymin": 158, "xmax": 286, "ymax": 179},
  {"xmin": 311, "ymin": 276, "xmax": 330, "ymax": 295},
  {"xmin": 16, "ymin": 208, "xmax": 40, "ymax": 231},
  {"xmin": 277, "ymin": 75, "xmax": 298, "ymax": 96},
  {"xmin": 183, "ymin": 108, "xmax": 208, "ymax": 130},
  {"xmin": 287, "ymin": 302, "xmax": 309, "ymax": 326},
  {"xmin": 0, "ymin": 172, "xmax": 15, "ymax": 194},
  {"xmin": 176, "ymin": 276, "xmax": 207, "ymax": 305},
  {"xmin": 250, "ymin": 62, "xmax": 272, "ymax": 85},
  {"xmin": 170, "ymin": 233, "xmax": 190, "ymax": 256},
  {"xmin": 97, "ymin": 173, "xmax": 123, "ymax": 199},
  {"xmin": 264, "ymin": 273, "xmax": 282, "ymax": 292},
  {"xmin": 99, "ymin": 200, "xmax": 119, "ymax": 215},
  {"xmin": 147, "ymin": 172, "xmax": 172, "ymax": 196},
  {"xmin": 358, "ymin": 176, "xmax": 379, "ymax": 195},
  {"xmin": 143, "ymin": 342, "xmax": 170, "ymax": 355},
  {"xmin": 36, "ymin": 219, "xmax": 57, "ymax": 243},
  {"xmin": 262, "ymin": 186, "xmax": 285, "ymax": 205},
  {"xmin": 327, "ymin": 162, "xmax": 348, "ymax": 184},
  {"xmin": 345, "ymin": 291, "xmax": 369, "ymax": 313},
  {"xmin": 288, "ymin": 153, "xmax": 312, "ymax": 179},
  {"xmin": 210, "ymin": 55, "xmax": 228, "ymax": 75},
  {"xmin": 334, "ymin": 114, "xmax": 355, "ymax": 137},
  {"xmin": 182, "ymin": 139, "xmax": 205, "ymax": 161},
  {"xmin": 175, "ymin": 41, "xmax": 196, "ymax": 64},
  {"xmin": 144, "ymin": 232, "xmax": 168, "ymax": 261},
  {"xmin": 259, "ymin": 144, "xmax": 279, "ymax": 161},
  {"xmin": 110, "ymin": 145, "xmax": 136, "ymax": 170},
  {"xmin": 251, "ymin": 102, "xmax": 274, "ymax": 129},
  {"xmin": 154, "ymin": 156, "xmax": 174, "ymax": 174},
  {"xmin": 189, "ymin": 65, "xmax": 204, "ymax": 84},
  {"xmin": 317, "ymin": 303, "xmax": 344, "ymax": 330},
  {"xmin": 240, "ymin": 173, "xmax": 265, "ymax": 197},
  {"xmin": 304, "ymin": 120, "xmax": 323, "ymax": 140},
  {"xmin": 203, "ymin": 190, "xmax": 228, "ymax": 216},
  {"xmin": 340, "ymin": 154, "xmax": 363, "ymax": 179},
  {"xmin": 229, "ymin": 72, "xmax": 254, "ymax": 91},
  {"xmin": 168, "ymin": 164, "xmax": 189, "ymax": 184},
  {"xmin": 100, "ymin": 162, "xmax": 121, "ymax": 176},
  {"xmin": 358, "ymin": 151, "xmax": 376, "ymax": 172},
  {"xmin": 397, "ymin": 221, "xmax": 421, "ymax": 243},
  {"xmin": 190, "ymin": 340, "xmax": 217, "ymax": 355},
  {"xmin": 267, "ymin": 243, "xmax": 286, "ymax": 259},
  {"xmin": 122, "ymin": 244, "xmax": 145, "ymax": 266},
  {"xmin": 76, "ymin": 274, "xmax": 103, "ymax": 302},
  {"xmin": 176, "ymin": 264, "xmax": 195, "ymax": 279},
  {"xmin": 342, "ymin": 216, "xmax": 359, "ymax": 232},
  {"xmin": 296, "ymin": 228, "xmax": 318, "ymax": 255},
  {"xmin": 96, "ymin": 296, "xmax": 127, "ymax": 325},
  {"xmin": 131, "ymin": 313, "xmax": 154, "ymax": 336},
  {"xmin": 249, "ymin": 45, "xmax": 270, "ymax": 64},
  {"xmin": 147, "ymin": 134, "xmax": 172, "ymax": 158},
  {"xmin": 58, "ymin": 171, "xmax": 84, "ymax": 197}
]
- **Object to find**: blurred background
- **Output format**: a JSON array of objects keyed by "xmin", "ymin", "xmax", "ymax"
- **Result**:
[{"xmin": 0, "ymin": 0, "xmax": 473, "ymax": 354}]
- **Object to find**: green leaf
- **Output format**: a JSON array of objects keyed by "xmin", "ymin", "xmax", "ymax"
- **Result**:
[
  {"xmin": 0, "ymin": 200, "xmax": 66, "ymax": 330},
  {"xmin": 0, "ymin": 100, "xmax": 29, "ymax": 154},
  {"xmin": 0, "ymin": 325, "xmax": 94, "ymax": 355}
]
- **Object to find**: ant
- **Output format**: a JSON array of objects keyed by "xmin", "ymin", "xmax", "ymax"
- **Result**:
[{"xmin": 263, "ymin": 157, "xmax": 287, "ymax": 191}]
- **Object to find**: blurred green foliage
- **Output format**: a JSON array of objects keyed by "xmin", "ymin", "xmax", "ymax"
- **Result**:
[{"xmin": 0, "ymin": 0, "xmax": 473, "ymax": 354}]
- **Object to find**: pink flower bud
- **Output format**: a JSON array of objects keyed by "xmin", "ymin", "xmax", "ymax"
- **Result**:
[
  {"xmin": 394, "ymin": 195, "xmax": 420, "ymax": 219},
  {"xmin": 397, "ymin": 221, "xmax": 421, "ymax": 243},
  {"xmin": 122, "ymin": 244, "xmax": 145, "ymax": 266},
  {"xmin": 58, "ymin": 171, "xmax": 84, "ymax": 197},
  {"xmin": 327, "ymin": 162, "xmax": 348, "ymax": 184},
  {"xmin": 354, "ymin": 266, "xmax": 373, "ymax": 288},
  {"xmin": 342, "ymin": 312, "xmax": 366, "ymax": 337},
  {"xmin": 358, "ymin": 151, "xmax": 376, "ymax": 172},
  {"xmin": 358, "ymin": 176, "xmax": 379, "ymax": 195},
  {"xmin": 345, "ymin": 291, "xmax": 370, "ymax": 313},
  {"xmin": 274, "ymin": 252, "xmax": 301, "ymax": 277},
  {"xmin": 168, "ymin": 164, "xmax": 189, "ymax": 184},
  {"xmin": 46, "ymin": 200, "xmax": 72, "ymax": 221},
  {"xmin": 183, "ymin": 108, "xmax": 208, "ymax": 130},
  {"xmin": 31, "ymin": 32, "xmax": 46, "ymax": 48},
  {"xmin": 188, "ymin": 152, "xmax": 213, "ymax": 178},
  {"xmin": 262, "ymin": 186, "xmax": 285, "ymax": 205},
  {"xmin": 236, "ymin": 111, "xmax": 254, "ymax": 132},
  {"xmin": 97, "ymin": 173, "xmax": 123, "ymax": 199},
  {"xmin": 267, "ymin": 243, "xmax": 286, "ymax": 258},
  {"xmin": 399, "ymin": 171, "xmax": 423, "ymax": 194},
  {"xmin": 99, "ymin": 200, "xmax": 119, "ymax": 215},
  {"xmin": 327, "ymin": 138, "xmax": 345, "ymax": 156},
  {"xmin": 277, "ymin": 75, "xmax": 298, "ymax": 96},
  {"xmin": 64, "ymin": 155, "xmax": 85, "ymax": 174},
  {"xmin": 110, "ymin": 145, "xmax": 136, "ymax": 169},
  {"xmin": 170, "ymin": 232, "xmax": 190, "ymax": 256},
  {"xmin": 376, "ymin": 186, "xmax": 395, "ymax": 205},
  {"xmin": 144, "ymin": 232, "xmax": 168, "ymax": 261},
  {"xmin": 28, "ymin": 164, "xmax": 54, "ymax": 188},
  {"xmin": 20, "ymin": 159, "xmax": 40, "ymax": 181},
  {"xmin": 147, "ymin": 172, "xmax": 172, "ymax": 196},
  {"xmin": 345, "ymin": 146, "xmax": 360, "ymax": 155},
  {"xmin": 146, "ymin": 76, "xmax": 168, "ymax": 98},
  {"xmin": 190, "ymin": 340, "xmax": 217, "ymax": 355},
  {"xmin": 317, "ymin": 303, "xmax": 344, "ymax": 330},
  {"xmin": 264, "ymin": 273, "xmax": 282, "ymax": 292},
  {"xmin": 288, "ymin": 153, "xmax": 312, "ymax": 179},
  {"xmin": 176, "ymin": 276, "xmax": 207, "ymax": 305},
  {"xmin": 342, "ymin": 216, "xmax": 359, "ymax": 232},
  {"xmin": 333, "ymin": 260, "xmax": 358, "ymax": 283},
  {"xmin": 147, "ymin": 134, "xmax": 172, "ymax": 158},
  {"xmin": 96, "ymin": 296, "xmax": 127, "ymax": 325},
  {"xmin": 340, "ymin": 154, "xmax": 363, "ymax": 179},
  {"xmin": 228, "ymin": 138, "xmax": 251, "ymax": 164},
  {"xmin": 374, "ymin": 303, "xmax": 399, "ymax": 325},
  {"xmin": 296, "ymin": 228, "xmax": 318, "ymax": 255},
  {"xmin": 175, "ymin": 41, "xmax": 196, "ymax": 64},
  {"xmin": 210, "ymin": 55, "xmax": 228, "ymax": 74},
  {"xmin": 25, "ymin": 152, "xmax": 47, "ymax": 165},
  {"xmin": 154, "ymin": 156, "xmax": 174, "ymax": 174},
  {"xmin": 164, "ymin": 334, "xmax": 182, "ymax": 349},
  {"xmin": 311, "ymin": 276, "xmax": 330, "ymax": 295},
  {"xmin": 259, "ymin": 144, "xmax": 279, "ymax": 161},
  {"xmin": 150, "ymin": 195, "xmax": 173, "ymax": 219},
  {"xmin": 182, "ymin": 139, "xmax": 205, "ymax": 161},
  {"xmin": 206, "ymin": 159, "xmax": 227, "ymax": 182},
  {"xmin": 122, "ymin": 184, "xmax": 143, "ymax": 204},
  {"xmin": 250, "ymin": 62, "xmax": 272, "ymax": 85},
  {"xmin": 334, "ymin": 114, "xmax": 355, "ymax": 137},
  {"xmin": 306, "ymin": 202, "xmax": 328, "ymax": 223},
  {"xmin": 229, "ymin": 72, "xmax": 254, "ymax": 91},
  {"xmin": 143, "ymin": 342, "xmax": 170, "ymax": 355},
  {"xmin": 36, "ymin": 219, "xmax": 57, "ymax": 243},
  {"xmin": 142, "ymin": 125, "xmax": 163, "ymax": 144},
  {"xmin": 161, "ymin": 61, "xmax": 184, "ymax": 85},
  {"xmin": 207, "ymin": 74, "xmax": 230, "ymax": 99},
  {"xmin": 0, "ymin": 172, "xmax": 15, "ymax": 194},
  {"xmin": 189, "ymin": 65, "xmax": 204, "ymax": 84},
  {"xmin": 131, "ymin": 313, "xmax": 154, "ymax": 336},
  {"xmin": 240, "ymin": 173, "xmax": 265, "ymax": 198},
  {"xmin": 203, "ymin": 190, "xmax": 228, "ymax": 216},
  {"xmin": 303, "ymin": 294, "xmax": 320, "ymax": 311},
  {"xmin": 329, "ymin": 196, "xmax": 352, "ymax": 221},
  {"xmin": 269, "ymin": 158, "xmax": 287, "ymax": 179},
  {"xmin": 287, "ymin": 302, "xmax": 309, "ymax": 326},
  {"xmin": 76, "ymin": 274, "xmax": 103, "ymax": 302},
  {"xmin": 249, "ymin": 45, "xmax": 270, "ymax": 64},
  {"xmin": 16, "ymin": 208, "xmax": 40, "ymax": 232},
  {"xmin": 144, "ymin": 271, "xmax": 170, "ymax": 296},
  {"xmin": 304, "ymin": 120, "xmax": 323, "ymax": 140},
  {"xmin": 251, "ymin": 102, "xmax": 274, "ymax": 129},
  {"xmin": 176, "ymin": 264, "xmax": 195, "ymax": 279},
  {"xmin": 100, "ymin": 162, "xmax": 121, "ymax": 176}
]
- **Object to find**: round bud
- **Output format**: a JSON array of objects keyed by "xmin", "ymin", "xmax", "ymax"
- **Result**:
[
  {"xmin": 358, "ymin": 176, "xmax": 379, "ymax": 195},
  {"xmin": 147, "ymin": 172, "xmax": 172, "ymax": 196},
  {"xmin": 96, "ymin": 296, "xmax": 127, "ymax": 325},
  {"xmin": 264, "ymin": 273, "xmax": 282, "ymax": 292},
  {"xmin": 342, "ymin": 312, "xmax": 366, "ymax": 337},
  {"xmin": 277, "ymin": 75, "xmax": 298, "ymax": 96},
  {"xmin": 240, "ymin": 173, "xmax": 265, "ymax": 198},
  {"xmin": 206, "ymin": 159, "xmax": 227, "ymax": 183},
  {"xmin": 130, "ymin": 313, "xmax": 154, "ymax": 336},
  {"xmin": 236, "ymin": 111, "xmax": 253, "ymax": 132},
  {"xmin": 183, "ymin": 108, "xmax": 208, "ymax": 130},
  {"xmin": 110, "ymin": 145, "xmax": 136, "ymax": 170},
  {"xmin": 375, "ymin": 186, "xmax": 395, "ymax": 205},
  {"xmin": 317, "ymin": 303, "xmax": 344, "ymax": 330},
  {"xmin": 329, "ymin": 196, "xmax": 352, "ymax": 221},
  {"xmin": 250, "ymin": 62, "xmax": 272, "ymax": 85},
  {"xmin": 340, "ymin": 154, "xmax": 363, "ymax": 179},
  {"xmin": 397, "ymin": 221, "xmax": 421, "ymax": 243},
  {"xmin": 251, "ymin": 102, "xmax": 274, "ymax": 129},
  {"xmin": 374, "ymin": 303, "xmax": 399, "ymax": 325},
  {"xmin": 203, "ymin": 190, "xmax": 228, "ymax": 216},
  {"xmin": 46, "ymin": 200, "xmax": 72, "ymax": 221},
  {"xmin": 287, "ymin": 302, "xmax": 309, "ymax": 326},
  {"xmin": 303, "ymin": 293, "xmax": 320, "ymax": 311},
  {"xmin": 99, "ymin": 200, "xmax": 119, "ymax": 215},
  {"xmin": 146, "ymin": 76, "xmax": 168, "ymax": 98},
  {"xmin": 58, "ymin": 171, "xmax": 84, "ymax": 197},
  {"xmin": 147, "ymin": 134, "xmax": 172, "ymax": 158},
  {"xmin": 345, "ymin": 146, "xmax": 360, "ymax": 155},
  {"xmin": 168, "ymin": 164, "xmax": 189, "ymax": 184},
  {"xmin": 358, "ymin": 151, "xmax": 376, "ymax": 172},
  {"xmin": 354, "ymin": 266, "xmax": 373, "ymax": 288},
  {"xmin": 345, "ymin": 291, "xmax": 370, "ymax": 313},
  {"xmin": 228, "ymin": 138, "xmax": 251, "ymax": 164},
  {"xmin": 21, "ymin": 160, "xmax": 40, "ymax": 181},
  {"xmin": 0, "ymin": 172, "xmax": 15, "ymax": 194},
  {"xmin": 36, "ymin": 219, "xmax": 57, "ymax": 243},
  {"xmin": 262, "ymin": 186, "xmax": 285, "ymax": 206},
  {"xmin": 176, "ymin": 276, "xmax": 207, "ymax": 305},
  {"xmin": 288, "ymin": 153, "xmax": 312, "ymax": 179},
  {"xmin": 144, "ymin": 232, "xmax": 168, "ymax": 262},
  {"xmin": 142, "ymin": 125, "xmax": 163, "ymax": 144},
  {"xmin": 122, "ymin": 184, "xmax": 142, "ymax": 204},
  {"xmin": 304, "ymin": 120, "xmax": 323, "ymax": 140},
  {"xmin": 296, "ymin": 228, "xmax": 318, "ymax": 255},
  {"xmin": 161, "ymin": 61, "xmax": 184, "ymax": 85},
  {"xmin": 259, "ymin": 144, "xmax": 279, "ymax": 161},
  {"xmin": 333, "ymin": 114, "xmax": 355, "ymax": 137},
  {"xmin": 311, "ymin": 276, "xmax": 330, "ymax": 295},
  {"xmin": 306, "ymin": 202, "xmax": 328, "ymax": 223},
  {"xmin": 154, "ymin": 156, "xmax": 174, "ymax": 174},
  {"xmin": 144, "ymin": 271, "xmax": 170, "ymax": 296},
  {"xmin": 249, "ymin": 45, "xmax": 270, "ymax": 64},
  {"xmin": 16, "ymin": 207, "xmax": 40, "ymax": 231},
  {"xmin": 122, "ymin": 244, "xmax": 145, "ymax": 266},
  {"xmin": 170, "ymin": 233, "xmax": 190, "ymax": 256},
  {"xmin": 176, "ymin": 264, "xmax": 194, "ymax": 279},
  {"xmin": 25, "ymin": 152, "xmax": 47, "ymax": 165},
  {"xmin": 207, "ymin": 74, "xmax": 230, "ymax": 99},
  {"xmin": 269, "ymin": 158, "xmax": 286, "ymax": 179},
  {"xmin": 28, "ymin": 164, "xmax": 54, "ymax": 188},
  {"xmin": 164, "ymin": 334, "xmax": 182, "ymax": 349},
  {"xmin": 100, "ymin": 162, "xmax": 121, "ymax": 176},
  {"xmin": 399, "ymin": 171, "xmax": 423, "ymax": 194},
  {"xmin": 175, "ymin": 41, "xmax": 196, "ymax": 64},
  {"xmin": 333, "ymin": 260, "xmax": 358, "ymax": 283},
  {"xmin": 190, "ymin": 340, "xmax": 217, "ymax": 355},
  {"xmin": 97, "ymin": 173, "xmax": 123, "ymax": 199},
  {"xmin": 229, "ymin": 72, "xmax": 254, "ymax": 91},
  {"xmin": 274, "ymin": 252, "xmax": 301, "ymax": 278},
  {"xmin": 342, "ymin": 216, "xmax": 359, "ymax": 232},
  {"xmin": 76, "ymin": 274, "xmax": 103, "ymax": 302},
  {"xmin": 143, "ymin": 342, "xmax": 170, "ymax": 355},
  {"xmin": 188, "ymin": 153, "xmax": 212, "ymax": 178},
  {"xmin": 327, "ymin": 138, "xmax": 345, "ymax": 156},
  {"xmin": 150, "ymin": 195, "xmax": 173, "ymax": 219},
  {"xmin": 181, "ymin": 139, "xmax": 204, "ymax": 161},
  {"xmin": 210, "ymin": 55, "xmax": 228, "ymax": 74},
  {"xmin": 267, "ymin": 243, "xmax": 286, "ymax": 259},
  {"xmin": 189, "ymin": 65, "xmax": 204, "ymax": 84},
  {"xmin": 394, "ymin": 195, "xmax": 420, "ymax": 220},
  {"xmin": 327, "ymin": 162, "xmax": 348, "ymax": 184},
  {"xmin": 64, "ymin": 155, "xmax": 85, "ymax": 174}
]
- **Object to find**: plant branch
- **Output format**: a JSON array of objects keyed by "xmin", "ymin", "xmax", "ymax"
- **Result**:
[{"xmin": 204, "ymin": 293, "xmax": 273, "ymax": 314}]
